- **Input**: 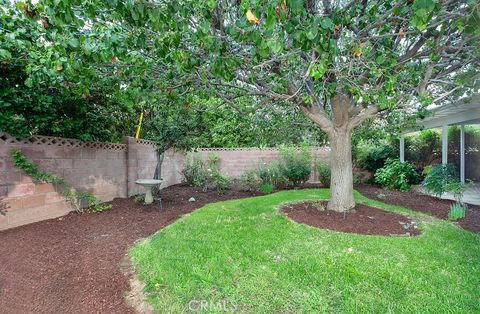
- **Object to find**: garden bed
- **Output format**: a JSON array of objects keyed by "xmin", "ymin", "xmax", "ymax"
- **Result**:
[
  {"xmin": 355, "ymin": 183, "xmax": 480, "ymax": 233},
  {"xmin": 0, "ymin": 184, "xmax": 257, "ymax": 314},
  {"xmin": 281, "ymin": 201, "xmax": 419, "ymax": 236}
]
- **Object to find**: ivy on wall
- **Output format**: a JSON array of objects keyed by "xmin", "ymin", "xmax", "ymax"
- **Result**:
[{"xmin": 10, "ymin": 149, "xmax": 111, "ymax": 213}]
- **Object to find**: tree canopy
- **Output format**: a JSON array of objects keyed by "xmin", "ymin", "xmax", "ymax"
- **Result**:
[{"xmin": 1, "ymin": 0, "xmax": 478, "ymax": 210}]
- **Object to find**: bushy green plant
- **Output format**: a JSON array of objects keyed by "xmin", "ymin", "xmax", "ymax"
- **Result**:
[
  {"xmin": 182, "ymin": 152, "xmax": 207, "ymax": 187},
  {"xmin": 239, "ymin": 169, "xmax": 262, "ymax": 192},
  {"xmin": 374, "ymin": 159, "xmax": 420, "ymax": 192},
  {"xmin": 355, "ymin": 141, "xmax": 397, "ymax": 173},
  {"xmin": 181, "ymin": 152, "xmax": 231, "ymax": 191},
  {"xmin": 316, "ymin": 160, "xmax": 331, "ymax": 187},
  {"xmin": 205, "ymin": 154, "xmax": 231, "ymax": 191},
  {"xmin": 422, "ymin": 164, "xmax": 467, "ymax": 202},
  {"xmin": 278, "ymin": 144, "xmax": 312, "ymax": 186},
  {"xmin": 259, "ymin": 182, "xmax": 274, "ymax": 194},
  {"xmin": 257, "ymin": 161, "xmax": 288, "ymax": 189},
  {"xmin": 448, "ymin": 203, "xmax": 466, "ymax": 221},
  {"xmin": 239, "ymin": 162, "xmax": 287, "ymax": 192},
  {"xmin": 238, "ymin": 144, "xmax": 313, "ymax": 192},
  {"xmin": 405, "ymin": 130, "xmax": 441, "ymax": 169},
  {"xmin": 353, "ymin": 172, "xmax": 362, "ymax": 184},
  {"xmin": 75, "ymin": 192, "xmax": 112, "ymax": 213}
]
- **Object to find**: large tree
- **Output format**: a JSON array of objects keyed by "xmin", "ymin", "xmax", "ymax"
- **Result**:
[{"xmin": 5, "ymin": 0, "xmax": 480, "ymax": 211}]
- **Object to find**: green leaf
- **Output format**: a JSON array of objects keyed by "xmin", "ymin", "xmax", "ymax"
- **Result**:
[
  {"xmin": 310, "ymin": 62, "xmax": 327, "ymax": 79},
  {"xmin": 268, "ymin": 39, "xmax": 282, "ymax": 54},
  {"xmin": 25, "ymin": 77, "xmax": 33, "ymax": 88},
  {"xmin": 306, "ymin": 28, "xmax": 317, "ymax": 40},
  {"xmin": 0, "ymin": 49, "xmax": 12, "ymax": 59},
  {"xmin": 68, "ymin": 38, "xmax": 80, "ymax": 48},
  {"xmin": 321, "ymin": 18, "xmax": 334, "ymax": 30},
  {"xmin": 207, "ymin": 0, "xmax": 216, "ymax": 9}
]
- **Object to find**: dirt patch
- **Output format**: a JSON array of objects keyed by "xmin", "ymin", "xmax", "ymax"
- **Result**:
[
  {"xmin": 355, "ymin": 184, "xmax": 480, "ymax": 233},
  {"xmin": 281, "ymin": 201, "xmax": 419, "ymax": 236},
  {"xmin": 120, "ymin": 253, "xmax": 153, "ymax": 314},
  {"xmin": 0, "ymin": 184, "xmax": 257, "ymax": 314}
]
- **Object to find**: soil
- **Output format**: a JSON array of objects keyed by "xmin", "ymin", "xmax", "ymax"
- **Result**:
[
  {"xmin": 282, "ymin": 201, "xmax": 419, "ymax": 236},
  {"xmin": 0, "ymin": 184, "xmax": 257, "ymax": 314},
  {"xmin": 355, "ymin": 183, "xmax": 480, "ymax": 233}
]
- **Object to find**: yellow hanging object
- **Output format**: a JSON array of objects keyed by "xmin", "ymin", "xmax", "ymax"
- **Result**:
[{"xmin": 135, "ymin": 111, "xmax": 144, "ymax": 139}]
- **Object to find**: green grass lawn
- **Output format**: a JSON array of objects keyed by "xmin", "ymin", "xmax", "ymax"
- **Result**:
[{"xmin": 129, "ymin": 189, "xmax": 480, "ymax": 313}]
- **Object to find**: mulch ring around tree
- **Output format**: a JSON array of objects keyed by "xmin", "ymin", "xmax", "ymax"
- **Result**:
[{"xmin": 281, "ymin": 201, "xmax": 420, "ymax": 236}]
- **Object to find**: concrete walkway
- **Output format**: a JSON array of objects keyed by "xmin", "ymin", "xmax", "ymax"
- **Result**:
[{"xmin": 415, "ymin": 182, "xmax": 480, "ymax": 206}]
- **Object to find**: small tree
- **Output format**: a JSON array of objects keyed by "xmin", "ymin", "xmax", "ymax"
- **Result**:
[{"xmin": 5, "ymin": 0, "xmax": 479, "ymax": 211}]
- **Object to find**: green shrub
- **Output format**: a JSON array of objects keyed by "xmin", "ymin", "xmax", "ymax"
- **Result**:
[
  {"xmin": 353, "ymin": 172, "xmax": 362, "ymax": 184},
  {"xmin": 238, "ymin": 144, "xmax": 313, "ymax": 192},
  {"xmin": 239, "ymin": 169, "xmax": 261, "ymax": 191},
  {"xmin": 278, "ymin": 144, "xmax": 312, "ymax": 186},
  {"xmin": 374, "ymin": 159, "xmax": 420, "ymax": 192},
  {"xmin": 316, "ymin": 160, "xmax": 331, "ymax": 187},
  {"xmin": 182, "ymin": 152, "xmax": 207, "ymax": 187},
  {"xmin": 405, "ymin": 130, "xmax": 441, "ymax": 169},
  {"xmin": 257, "ymin": 161, "xmax": 289, "ymax": 189},
  {"xmin": 181, "ymin": 152, "xmax": 231, "ymax": 191},
  {"xmin": 422, "ymin": 164, "xmax": 467, "ymax": 202},
  {"xmin": 355, "ymin": 141, "xmax": 397, "ymax": 173},
  {"xmin": 259, "ymin": 182, "xmax": 274, "ymax": 194},
  {"xmin": 238, "ymin": 162, "xmax": 286, "ymax": 192},
  {"xmin": 448, "ymin": 203, "xmax": 466, "ymax": 221}
]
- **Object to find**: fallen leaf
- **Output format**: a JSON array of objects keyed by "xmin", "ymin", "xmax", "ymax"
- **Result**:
[
  {"xmin": 246, "ymin": 9, "xmax": 260, "ymax": 24},
  {"xmin": 275, "ymin": 6, "xmax": 281, "ymax": 19}
]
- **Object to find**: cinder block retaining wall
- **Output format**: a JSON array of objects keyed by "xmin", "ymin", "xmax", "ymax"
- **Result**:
[{"xmin": 0, "ymin": 132, "xmax": 329, "ymax": 230}]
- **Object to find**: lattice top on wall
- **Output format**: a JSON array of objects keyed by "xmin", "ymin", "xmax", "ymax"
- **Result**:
[
  {"xmin": 194, "ymin": 146, "xmax": 330, "ymax": 151},
  {"xmin": 135, "ymin": 138, "xmax": 157, "ymax": 147},
  {"xmin": 0, "ymin": 132, "xmax": 127, "ymax": 151}
]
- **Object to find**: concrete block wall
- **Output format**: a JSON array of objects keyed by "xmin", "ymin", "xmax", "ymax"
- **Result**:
[
  {"xmin": 195, "ymin": 147, "xmax": 330, "ymax": 182},
  {"xmin": 0, "ymin": 131, "xmax": 330, "ymax": 230},
  {"xmin": 0, "ymin": 133, "xmax": 128, "ymax": 230},
  {"xmin": 125, "ymin": 137, "xmax": 160, "ymax": 197}
]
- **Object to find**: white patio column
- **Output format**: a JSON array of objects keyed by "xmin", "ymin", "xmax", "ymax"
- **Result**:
[
  {"xmin": 442, "ymin": 125, "xmax": 448, "ymax": 165},
  {"xmin": 399, "ymin": 135, "xmax": 405, "ymax": 162},
  {"xmin": 460, "ymin": 124, "xmax": 465, "ymax": 184}
]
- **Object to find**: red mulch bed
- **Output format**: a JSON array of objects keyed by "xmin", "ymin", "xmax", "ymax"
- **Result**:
[
  {"xmin": 355, "ymin": 184, "xmax": 480, "ymax": 233},
  {"xmin": 0, "ymin": 184, "xmax": 257, "ymax": 314},
  {"xmin": 282, "ymin": 201, "xmax": 419, "ymax": 236}
]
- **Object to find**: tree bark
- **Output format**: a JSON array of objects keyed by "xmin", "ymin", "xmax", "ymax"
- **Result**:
[{"xmin": 327, "ymin": 127, "xmax": 355, "ymax": 212}]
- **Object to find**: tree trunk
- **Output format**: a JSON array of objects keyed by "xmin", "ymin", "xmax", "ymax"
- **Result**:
[{"xmin": 327, "ymin": 128, "xmax": 355, "ymax": 212}]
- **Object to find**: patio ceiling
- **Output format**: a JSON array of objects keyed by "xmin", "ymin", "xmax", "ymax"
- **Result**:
[{"xmin": 416, "ymin": 95, "xmax": 480, "ymax": 129}]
